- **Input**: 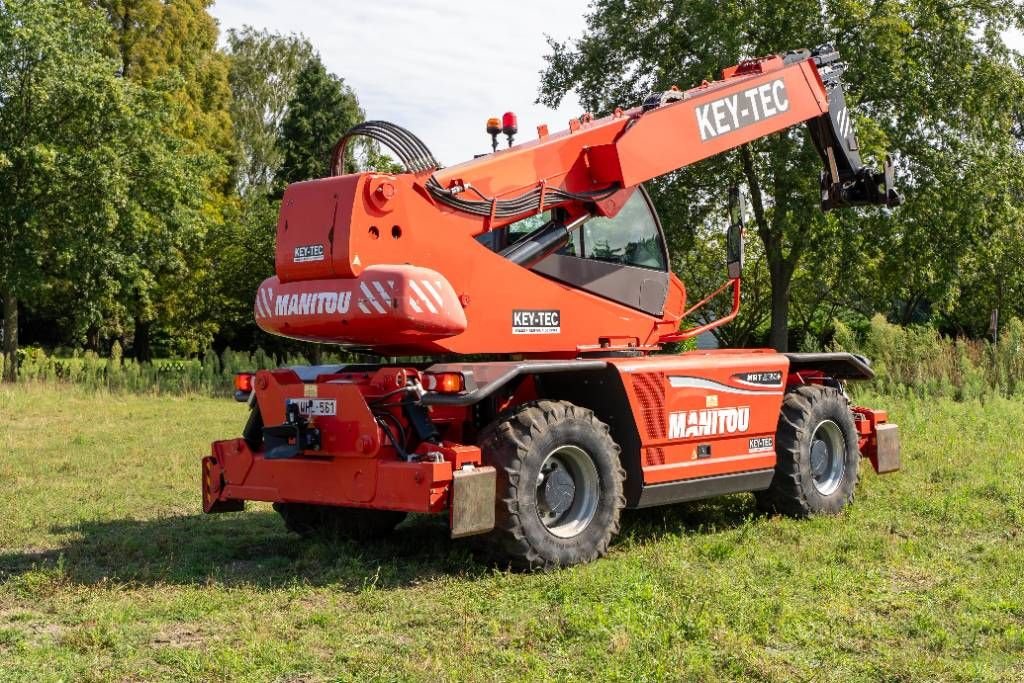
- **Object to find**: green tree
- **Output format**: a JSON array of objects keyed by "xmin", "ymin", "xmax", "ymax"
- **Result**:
[
  {"xmin": 277, "ymin": 57, "xmax": 365, "ymax": 185},
  {"xmin": 93, "ymin": 0, "xmax": 234, "ymax": 359},
  {"xmin": 0, "ymin": 0, "xmax": 206, "ymax": 380},
  {"xmin": 541, "ymin": 0, "xmax": 1024, "ymax": 350},
  {"xmin": 226, "ymin": 26, "xmax": 315, "ymax": 196}
]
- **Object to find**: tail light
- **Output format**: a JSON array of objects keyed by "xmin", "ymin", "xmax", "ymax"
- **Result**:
[
  {"xmin": 233, "ymin": 372, "xmax": 254, "ymax": 401},
  {"xmin": 422, "ymin": 371, "xmax": 465, "ymax": 394}
]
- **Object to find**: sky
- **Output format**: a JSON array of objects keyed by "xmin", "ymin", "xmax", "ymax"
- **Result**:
[
  {"xmin": 209, "ymin": 0, "xmax": 591, "ymax": 165},
  {"xmin": 208, "ymin": 2, "xmax": 1024, "ymax": 165}
]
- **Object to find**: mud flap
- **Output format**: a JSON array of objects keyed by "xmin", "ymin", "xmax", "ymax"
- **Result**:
[
  {"xmin": 450, "ymin": 466, "xmax": 496, "ymax": 538},
  {"xmin": 873, "ymin": 423, "xmax": 901, "ymax": 473}
]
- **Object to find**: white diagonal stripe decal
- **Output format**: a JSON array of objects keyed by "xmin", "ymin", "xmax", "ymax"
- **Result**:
[
  {"xmin": 372, "ymin": 281, "xmax": 392, "ymax": 308},
  {"xmin": 408, "ymin": 296, "xmax": 422, "ymax": 313},
  {"xmin": 422, "ymin": 280, "xmax": 444, "ymax": 307},
  {"xmin": 408, "ymin": 280, "xmax": 437, "ymax": 314},
  {"xmin": 260, "ymin": 288, "xmax": 273, "ymax": 317},
  {"xmin": 360, "ymin": 282, "xmax": 387, "ymax": 314}
]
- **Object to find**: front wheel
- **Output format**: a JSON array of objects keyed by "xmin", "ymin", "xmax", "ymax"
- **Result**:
[
  {"xmin": 477, "ymin": 399, "xmax": 625, "ymax": 570},
  {"xmin": 756, "ymin": 384, "xmax": 860, "ymax": 516}
]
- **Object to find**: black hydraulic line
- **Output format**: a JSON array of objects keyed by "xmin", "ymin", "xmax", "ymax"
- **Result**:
[
  {"xmin": 331, "ymin": 120, "xmax": 440, "ymax": 175},
  {"xmin": 425, "ymin": 175, "xmax": 620, "ymax": 219}
]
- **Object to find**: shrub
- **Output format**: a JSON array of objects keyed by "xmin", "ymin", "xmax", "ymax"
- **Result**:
[
  {"xmin": 6, "ymin": 347, "xmax": 358, "ymax": 397},
  {"xmin": 831, "ymin": 314, "xmax": 1024, "ymax": 400}
]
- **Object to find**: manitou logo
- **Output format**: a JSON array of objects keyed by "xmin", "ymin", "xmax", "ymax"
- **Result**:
[
  {"xmin": 274, "ymin": 291, "xmax": 352, "ymax": 316},
  {"xmin": 668, "ymin": 406, "xmax": 751, "ymax": 439},
  {"xmin": 695, "ymin": 79, "xmax": 790, "ymax": 141}
]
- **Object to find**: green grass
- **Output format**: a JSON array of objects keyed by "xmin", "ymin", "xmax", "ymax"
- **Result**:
[{"xmin": 1, "ymin": 385, "xmax": 1022, "ymax": 681}]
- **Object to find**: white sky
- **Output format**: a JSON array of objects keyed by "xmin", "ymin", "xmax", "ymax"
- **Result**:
[
  {"xmin": 209, "ymin": 0, "xmax": 590, "ymax": 165},
  {"xmin": 208, "ymin": 2, "xmax": 1023, "ymax": 165}
]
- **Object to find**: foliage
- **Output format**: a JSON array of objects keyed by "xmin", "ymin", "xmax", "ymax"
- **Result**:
[
  {"xmin": 3, "ymin": 345, "xmax": 355, "ymax": 397},
  {"xmin": 277, "ymin": 57, "xmax": 364, "ymax": 185},
  {"xmin": 833, "ymin": 314, "xmax": 1024, "ymax": 400},
  {"xmin": 0, "ymin": 0, "xmax": 212, "ymax": 378},
  {"xmin": 93, "ymin": 0, "xmax": 237, "ymax": 359},
  {"xmin": 226, "ymin": 26, "xmax": 315, "ymax": 196}
]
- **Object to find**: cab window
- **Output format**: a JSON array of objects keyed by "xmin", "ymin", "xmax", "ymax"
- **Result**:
[
  {"xmin": 475, "ymin": 212, "xmax": 551, "ymax": 252},
  {"xmin": 563, "ymin": 191, "xmax": 666, "ymax": 270}
]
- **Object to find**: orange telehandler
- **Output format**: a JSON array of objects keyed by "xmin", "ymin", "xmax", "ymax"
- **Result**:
[{"xmin": 205, "ymin": 46, "xmax": 902, "ymax": 569}]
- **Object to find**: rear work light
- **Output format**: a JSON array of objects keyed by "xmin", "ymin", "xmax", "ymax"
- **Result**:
[
  {"xmin": 233, "ymin": 372, "xmax": 255, "ymax": 402},
  {"xmin": 422, "ymin": 371, "xmax": 465, "ymax": 394}
]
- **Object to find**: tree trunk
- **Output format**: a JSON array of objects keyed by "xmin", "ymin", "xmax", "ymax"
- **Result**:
[
  {"xmin": 133, "ymin": 318, "xmax": 153, "ymax": 362},
  {"xmin": 768, "ymin": 268, "xmax": 790, "ymax": 352},
  {"xmin": 86, "ymin": 325, "xmax": 100, "ymax": 353},
  {"xmin": 2, "ymin": 288, "xmax": 18, "ymax": 382}
]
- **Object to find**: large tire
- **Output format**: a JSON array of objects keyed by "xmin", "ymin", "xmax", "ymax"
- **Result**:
[
  {"xmin": 756, "ymin": 384, "xmax": 859, "ymax": 517},
  {"xmin": 477, "ymin": 399, "xmax": 626, "ymax": 570},
  {"xmin": 274, "ymin": 503, "xmax": 407, "ymax": 541}
]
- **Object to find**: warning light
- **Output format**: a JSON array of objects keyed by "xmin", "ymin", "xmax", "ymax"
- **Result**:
[
  {"xmin": 501, "ymin": 111, "xmax": 518, "ymax": 135},
  {"xmin": 502, "ymin": 111, "xmax": 518, "ymax": 148},
  {"xmin": 486, "ymin": 117, "xmax": 501, "ymax": 153}
]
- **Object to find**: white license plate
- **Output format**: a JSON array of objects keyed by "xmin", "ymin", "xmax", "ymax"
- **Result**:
[{"xmin": 289, "ymin": 398, "xmax": 337, "ymax": 416}]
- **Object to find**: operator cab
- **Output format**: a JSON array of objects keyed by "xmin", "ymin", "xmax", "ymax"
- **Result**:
[{"xmin": 477, "ymin": 186, "xmax": 670, "ymax": 316}]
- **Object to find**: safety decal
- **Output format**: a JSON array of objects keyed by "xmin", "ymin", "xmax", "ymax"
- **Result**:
[
  {"xmin": 512, "ymin": 309, "xmax": 560, "ymax": 335},
  {"xmin": 695, "ymin": 78, "xmax": 789, "ymax": 142},
  {"xmin": 293, "ymin": 244, "xmax": 325, "ymax": 263}
]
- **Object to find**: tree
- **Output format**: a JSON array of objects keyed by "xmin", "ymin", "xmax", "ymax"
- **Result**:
[
  {"xmin": 277, "ymin": 57, "xmax": 365, "ymax": 186},
  {"xmin": 0, "ymin": 0, "xmax": 206, "ymax": 379},
  {"xmin": 226, "ymin": 26, "xmax": 315, "ymax": 196},
  {"xmin": 91, "ymin": 0, "xmax": 234, "ymax": 359},
  {"xmin": 541, "ymin": 0, "xmax": 1024, "ymax": 350}
]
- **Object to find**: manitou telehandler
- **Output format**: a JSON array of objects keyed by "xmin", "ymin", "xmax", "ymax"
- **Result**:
[{"xmin": 205, "ymin": 46, "xmax": 902, "ymax": 569}]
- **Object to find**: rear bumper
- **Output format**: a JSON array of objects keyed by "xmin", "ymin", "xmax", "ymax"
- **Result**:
[
  {"xmin": 203, "ymin": 437, "xmax": 497, "ymax": 537},
  {"xmin": 203, "ymin": 438, "xmax": 453, "ymax": 513}
]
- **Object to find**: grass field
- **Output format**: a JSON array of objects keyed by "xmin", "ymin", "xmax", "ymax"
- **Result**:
[{"xmin": 1, "ymin": 385, "xmax": 1022, "ymax": 681}]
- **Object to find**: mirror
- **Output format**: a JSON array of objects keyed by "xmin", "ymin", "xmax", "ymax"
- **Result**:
[{"xmin": 727, "ymin": 185, "xmax": 746, "ymax": 278}]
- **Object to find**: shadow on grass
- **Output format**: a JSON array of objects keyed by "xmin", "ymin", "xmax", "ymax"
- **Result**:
[{"xmin": 0, "ymin": 494, "xmax": 762, "ymax": 590}]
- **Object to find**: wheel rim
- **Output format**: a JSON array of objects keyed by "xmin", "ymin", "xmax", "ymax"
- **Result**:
[
  {"xmin": 536, "ymin": 445, "xmax": 600, "ymax": 538},
  {"xmin": 809, "ymin": 419, "xmax": 846, "ymax": 496}
]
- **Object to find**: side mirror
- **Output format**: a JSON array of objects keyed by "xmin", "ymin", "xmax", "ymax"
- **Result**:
[{"xmin": 727, "ymin": 186, "xmax": 746, "ymax": 279}]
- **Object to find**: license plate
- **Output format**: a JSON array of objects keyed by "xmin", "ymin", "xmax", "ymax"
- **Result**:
[{"xmin": 289, "ymin": 398, "xmax": 337, "ymax": 416}]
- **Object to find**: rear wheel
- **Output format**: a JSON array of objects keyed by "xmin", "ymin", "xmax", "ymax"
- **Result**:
[
  {"xmin": 756, "ymin": 384, "xmax": 859, "ymax": 516},
  {"xmin": 477, "ymin": 399, "xmax": 625, "ymax": 570},
  {"xmin": 274, "ymin": 503, "xmax": 407, "ymax": 541}
]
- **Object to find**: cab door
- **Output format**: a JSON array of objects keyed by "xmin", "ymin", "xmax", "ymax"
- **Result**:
[{"xmin": 531, "ymin": 186, "xmax": 670, "ymax": 316}]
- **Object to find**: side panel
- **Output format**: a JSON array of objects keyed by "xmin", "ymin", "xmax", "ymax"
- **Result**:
[{"xmin": 608, "ymin": 351, "xmax": 789, "ymax": 485}]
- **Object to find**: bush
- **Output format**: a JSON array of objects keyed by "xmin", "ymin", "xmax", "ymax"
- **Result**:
[
  {"xmin": 6, "ymin": 347, "xmax": 357, "ymax": 397},
  {"xmin": 831, "ymin": 314, "xmax": 1024, "ymax": 400}
]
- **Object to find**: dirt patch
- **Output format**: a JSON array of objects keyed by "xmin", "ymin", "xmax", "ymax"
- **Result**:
[{"xmin": 151, "ymin": 623, "xmax": 208, "ymax": 647}]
